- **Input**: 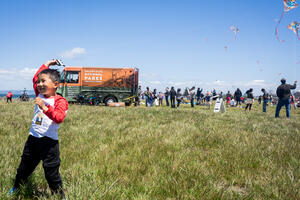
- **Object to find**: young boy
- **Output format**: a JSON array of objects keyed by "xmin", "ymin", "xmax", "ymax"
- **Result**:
[{"xmin": 8, "ymin": 59, "xmax": 68, "ymax": 199}]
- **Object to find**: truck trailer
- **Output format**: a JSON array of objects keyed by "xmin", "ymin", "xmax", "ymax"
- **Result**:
[{"xmin": 56, "ymin": 67, "xmax": 139, "ymax": 105}]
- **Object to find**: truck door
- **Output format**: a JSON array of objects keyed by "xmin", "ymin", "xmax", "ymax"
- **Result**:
[
  {"xmin": 57, "ymin": 70, "xmax": 66, "ymax": 97},
  {"xmin": 65, "ymin": 71, "xmax": 80, "ymax": 101}
]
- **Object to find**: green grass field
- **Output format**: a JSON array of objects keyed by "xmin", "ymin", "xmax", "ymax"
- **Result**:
[{"xmin": 1, "ymin": 100, "xmax": 300, "ymax": 199}]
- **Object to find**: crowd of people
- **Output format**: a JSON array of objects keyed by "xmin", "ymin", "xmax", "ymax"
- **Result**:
[{"xmin": 138, "ymin": 78, "xmax": 298, "ymax": 117}]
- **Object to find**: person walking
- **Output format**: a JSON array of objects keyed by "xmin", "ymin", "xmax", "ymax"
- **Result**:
[
  {"xmin": 164, "ymin": 87, "xmax": 170, "ymax": 106},
  {"xmin": 6, "ymin": 91, "xmax": 13, "ymax": 103},
  {"xmin": 170, "ymin": 87, "xmax": 176, "ymax": 108},
  {"xmin": 261, "ymin": 88, "xmax": 269, "ymax": 112},
  {"xmin": 189, "ymin": 86, "xmax": 195, "ymax": 107},
  {"xmin": 275, "ymin": 78, "xmax": 297, "ymax": 118},
  {"xmin": 245, "ymin": 88, "xmax": 254, "ymax": 111}
]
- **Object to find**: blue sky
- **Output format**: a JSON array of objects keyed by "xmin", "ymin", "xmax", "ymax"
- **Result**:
[{"xmin": 0, "ymin": 0, "xmax": 299, "ymax": 94}]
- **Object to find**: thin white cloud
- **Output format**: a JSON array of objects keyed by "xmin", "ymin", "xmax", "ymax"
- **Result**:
[
  {"xmin": 212, "ymin": 80, "xmax": 225, "ymax": 86},
  {"xmin": 0, "ymin": 69, "xmax": 15, "ymax": 75},
  {"xmin": 60, "ymin": 47, "xmax": 86, "ymax": 59},
  {"xmin": 173, "ymin": 81, "xmax": 195, "ymax": 87},
  {"xmin": 150, "ymin": 80, "xmax": 161, "ymax": 84},
  {"xmin": 140, "ymin": 73, "xmax": 158, "ymax": 78},
  {"xmin": 18, "ymin": 68, "xmax": 37, "ymax": 79},
  {"xmin": 0, "ymin": 67, "xmax": 37, "ymax": 90}
]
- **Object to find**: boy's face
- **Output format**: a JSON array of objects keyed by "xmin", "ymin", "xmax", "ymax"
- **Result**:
[{"xmin": 37, "ymin": 74, "xmax": 58, "ymax": 97}]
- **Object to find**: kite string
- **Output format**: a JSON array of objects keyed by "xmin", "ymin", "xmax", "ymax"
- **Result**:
[
  {"xmin": 295, "ymin": 35, "xmax": 298, "ymax": 80},
  {"xmin": 275, "ymin": 11, "xmax": 286, "ymax": 42}
]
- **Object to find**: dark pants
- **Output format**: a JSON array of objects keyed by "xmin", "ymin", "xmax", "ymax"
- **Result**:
[
  {"xmin": 159, "ymin": 98, "xmax": 163, "ymax": 106},
  {"xmin": 7, "ymin": 97, "xmax": 12, "ymax": 103},
  {"xmin": 165, "ymin": 96, "xmax": 169, "ymax": 106},
  {"xmin": 275, "ymin": 99, "xmax": 290, "ymax": 118},
  {"xmin": 14, "ymin": 135, "xmax": 62, "ymax": 192},
  {"xmin": 170, "ymin": 97, "xmax": 176, "ymax": 108},
  {"xmin": 177, "ymin": 99, "xmax": 181, "ymax": 107},
  {"xmin": 263, "ymin": 100, "xmax": 268, "ymax": 112},
  {"xmin": 245, "ymin": 104, "xmax": 252, "ymax": 111},
  {"xmin": 191, "ymin": 97, "xmax": 194, "ymax": 107}
]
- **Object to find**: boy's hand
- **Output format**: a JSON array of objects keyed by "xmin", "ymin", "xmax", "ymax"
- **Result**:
[
  {"xmin": 45, "ymin": 59, "xmax": 57, "ymax": 67},
  {"xmin": 35, "ymin": 97, "xmax": 48, "ymax": 112}
]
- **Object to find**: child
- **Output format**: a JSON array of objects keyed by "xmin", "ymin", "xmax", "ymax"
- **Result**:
[{"xmin": 8, "ymin": 60, "xmax": 68, "ymax": 199}]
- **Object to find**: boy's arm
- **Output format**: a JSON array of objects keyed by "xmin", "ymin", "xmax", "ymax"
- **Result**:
[
  {"xmin": 33, "ymin": 64, "xmax": 49, "ymax": 96},
  {"xmin": 43, "ymin": 97, "xmax": 68, "ymax": 124}
]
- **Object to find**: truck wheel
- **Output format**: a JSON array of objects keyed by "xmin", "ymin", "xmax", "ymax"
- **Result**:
[{"xmin": 104, "ymin": 96, "xmax": 117, "ymax": 106}]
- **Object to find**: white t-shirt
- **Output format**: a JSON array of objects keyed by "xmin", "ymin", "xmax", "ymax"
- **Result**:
[{"xmin": 29, "ymin": 94, "xmax": 64, "ymax": 140}]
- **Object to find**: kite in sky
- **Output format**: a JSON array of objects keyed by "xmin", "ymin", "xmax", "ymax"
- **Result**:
[
  {"xmin": 224, "ymin": 45, "xmax": 228, "ymax": 51},
  {"xmin": 275, "ymin": 0, "xmax": 298, "ymax": 42},
  {"xmin": 287, "ymin": 21, "xmax": 300, "ymax": 40},
  {"xmin": 230, "ymin": 25, "xmax": 239, "ymax": 40}
]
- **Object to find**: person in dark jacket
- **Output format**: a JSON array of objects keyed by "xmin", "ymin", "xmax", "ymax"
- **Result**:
[
  {"xmin": 234, "ymin": 88, "xmax": 242, "ymax": 107},
  {"xmin": 176, "ymin": 88, "xmax": 183, "ymax": 108},
  {"xmin": 212, "ymin": 89, "xmax": 217, "ymax": 101},
  {"xmin": 261, "ymin": 88, "xmax": 269, "ymax": 112},
  {"xmin": 245, "ymin": 88, "xmax": 254, "ymax": 111},
  {"xmin": 164, "ymin": 87, "xmax": 170, "ymax": 106},
  {"xmin": 169, "ymin": 87, "xmax": 176, "ymax": 108},
  {"xmin": 196, "ymin": 88, "xmax": 202, "ymax": 104},
  {"xmin": 275, "ymin": 78, "xmax": 297, "ymax": 118}
]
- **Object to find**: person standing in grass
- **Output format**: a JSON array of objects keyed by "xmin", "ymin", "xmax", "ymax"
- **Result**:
[
  {"xmin": 234, "ymin": 88, "xmax": 242, "ymax": 107},
  {"xmin": 245, "ymin": 88, "xmax": 254, "ymax": 111},
  {"xmin": 275, "ymin": 78, "xmax": 297, "ymax": 118},
  {"xmin": 196, "ymin": 88, "xmax": 202, "ymax": 105},
  {"xmin": 189, "ymin": 86, "xmax": 195, "ymax": 108},
  {"xmin": 170, "ymin": 87, "xmax": 176, "ymax": 108},
  {"xmin": 164, "ymin": 87, "xmax": 170, "ymax": 106},
  {"xmin": 144, "ymin": 87, "xmax": 153, "ymax": 107},
  {"xmin": 8, "ymin": 59, "xmax": 68, "ymax": 199},
  {"xmin": 6, "ymin": 91, "xmax": 13, "ymax": 103},
  {"xmin": 176, "ymin": 88, "xmax": 183, "ymax": 108},
  {"xmin": 158, "ymin": 92, "xmax": 164, "ymax": 106},
  {"xmin": 226, "ymin": 91, "xmax": 232, "ymax": 106},
  {"xmin": 261, "ymin": 88, "xmax": 269, "ymax": 112}
]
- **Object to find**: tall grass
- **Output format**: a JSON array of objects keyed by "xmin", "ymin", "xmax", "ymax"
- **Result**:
[{"xmin": 1, "ymin": 100, "xmax": 300, "ymax": 199}]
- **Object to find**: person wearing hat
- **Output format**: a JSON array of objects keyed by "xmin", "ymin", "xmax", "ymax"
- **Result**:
[{"xmin": 275, "ymin": 78, "xmax": 297, "ymax": 118}]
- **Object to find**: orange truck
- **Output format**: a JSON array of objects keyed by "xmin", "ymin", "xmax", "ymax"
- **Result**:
[{"xmin": 56, "ymin": 67, "xmax": 139, "ymax": 105}]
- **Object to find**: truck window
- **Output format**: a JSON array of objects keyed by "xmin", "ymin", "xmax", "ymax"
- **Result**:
[
  {"xmin": 66, "ymin": 71, "xmax": 79, "ymax": 83},
  {"xmin": 60, "ymin": 71, "xmax": 65, "ymax": 83}
]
